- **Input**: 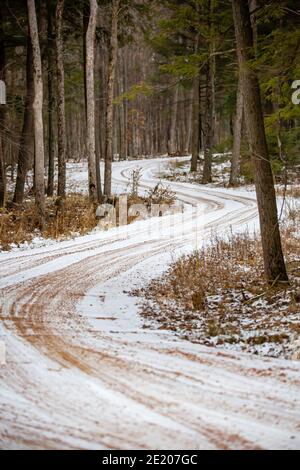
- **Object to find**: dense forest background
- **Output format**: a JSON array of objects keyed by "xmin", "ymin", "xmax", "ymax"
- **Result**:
[
  {"xmin": 0, "ymin": 0, "xmax": 300, "ymax": 282},
  {"xmin": 0, "ymin": 1, "xmax": 299, "ymax": 201}
]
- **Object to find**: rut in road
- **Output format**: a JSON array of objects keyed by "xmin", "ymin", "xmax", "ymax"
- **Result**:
[{"xmin": 0, "ymin": 158, "xmax": 299, "ymax": 450}]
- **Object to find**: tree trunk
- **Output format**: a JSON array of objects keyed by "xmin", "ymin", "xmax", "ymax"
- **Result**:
[
  {"xmin": 249, "ymin": 0, "xmax": 258, "ymax": 53},
  {"xmin": 202, "ymin": 63, "xmax": 213, "ymax": 182},
  {"xmin": 229, "ymin": 73, "xmax": 243, "ymax": 187},
  {"xmin": 47, "ymin": 0, "xmax": 56, "ymax": 197},
  {"xmin": 232, "ymin": 0, "xmax": 288, "ymax": 283},
  {"xmin": 104, "ymin": 0, "xmax": 119, "ymax": 197},
  {"xmin": 14, "ymin": 36, "xmax": 34, "ymax": 204},
  {"xmin": 118, "ymin": 50, "xmax": 127, "ymax": 160},
  {"xmin": 85, "ymin": 0, "xmax": 98, "ymax": 201},
  {"xmin": 168, "ymin": 85, "xmax": 179, "ymax": 156},
  {"xmin": 190, "ymin": 26, "xmax": 200, "ymax": 173},
  {"xmin": 122, "ymin": 50, "xmax": 128, "ymax": 159},
  {"xmin": 202, "ymin": 0, "xmax": 215, "ymax": 184},
  {"xmin": 95, "ymin": 39, "xmax": 102, "ymax": 201},
  {"xmin": 190, "ymin": 76, "xmax": 200, "ymax": 172},
  {"xmin": 55, "ymin": 0, "xmax": 66, "ymax": 198},
  {"xmin": 0, "ymin": 5, "xmax": 5, "ymax": 207},
  {"xmin": 0, "ymin": 141, "xmax": 4, "ymax": 207},
  {"xmin": 27, "ymin": 0, "xmax": 45, "ymax": 225},
  {"xmin": 185, "ymin": 88, "xmax": 193, "ymax": 154}
]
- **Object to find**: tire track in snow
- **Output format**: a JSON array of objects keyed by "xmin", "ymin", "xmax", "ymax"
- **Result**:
[{"xmin": 0, "ymin": 157, "xmax": 299, "ymax": 450}]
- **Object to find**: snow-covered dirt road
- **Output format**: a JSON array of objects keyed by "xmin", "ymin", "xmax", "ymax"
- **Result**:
[{"xmin": 0, "ymin": 158, "xmax": 299, "ymax": 450}]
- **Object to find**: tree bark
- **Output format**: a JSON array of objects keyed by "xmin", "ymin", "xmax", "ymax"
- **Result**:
[
  {"xmin": 27, "ymin": 0, "xmax": 45, "ymax": 225},
  {"xmin": 190, "ymin": 76, "xmax": 200, "ymax": 172},
  {"xmin": 14, "ymin": 36, "xmax": 34, "ymax": 204},
  {"xmin": 118, "ymin": 49, "xmax": 127, "ymax": 160},
  {"xmin": 95, "ymin": 38, "xmax": 102, "ymax": 201},
  {"xmin": 232, "ymin": 0, "xmax": 288, "ymax": 283},
  {"xmin": 202, "ymin": 61, "xmax": 214, "ymax": 183},
  {"xmin": 55, "ymin": 0, "xmax": 66, "ymax": 198},
  {"xmin": 104, "ymin": 0, "xmax": 119, "ymax": 197},
  {"xmin": 229, "ymin": 73, "xmax": 243, "ymax": 187},
  {"xmin": 47, "ymin": 0, "xmax": 56, "ymax": 197},
  {"xmin": 190, "ymin": 25, "xmax": 200, "ymax": 173},
  {"xmin": 0, "ymin": 5, "xmax": 5, "ymax": 207},
  {"xmin": 168, "ymin": 85, "xmax": 179, "ymax": 156},
  {"xmin": 85, "ymin": 0, "xmax": 98, "ymax": 202},
  {"xmin": 202, "ymin": 0, "xmax": 215, "ymax": 184}
]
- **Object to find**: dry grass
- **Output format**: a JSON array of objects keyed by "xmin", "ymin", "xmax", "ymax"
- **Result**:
[
  {"xmin": 277, "ymin": 185, "xmax": 300, "ymax": 199},
  {"xmin": 0, "ymin": 190, "xmax": 176, "ymax": 251},
  {"xmin": 134, "ymin": 218, "xmax": 300, "ymax": 359},
  {"xmin": 0, "ymin": 194, "xmax": 98, "ymax": 250}
]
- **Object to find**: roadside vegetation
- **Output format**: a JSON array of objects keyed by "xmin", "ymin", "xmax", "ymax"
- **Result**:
[
  {"xmin": 0, "ymin": 167, "xmax": 176, "ymax": 250},
  {"xmin": 133, "ymin": 209, "xmax": 300, "ymax": 359}
]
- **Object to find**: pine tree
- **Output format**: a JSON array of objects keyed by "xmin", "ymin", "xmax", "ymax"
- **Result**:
[{"xmin": 232, "ymin": 0, "xmax": 288, "ymax": 283}]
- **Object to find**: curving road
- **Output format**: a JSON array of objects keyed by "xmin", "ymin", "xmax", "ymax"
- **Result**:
[{"xmin": 0, "ymin": 158, "xmax": 299, "ymax": 450}]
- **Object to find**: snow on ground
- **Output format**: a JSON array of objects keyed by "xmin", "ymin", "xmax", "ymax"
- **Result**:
[{"xmin": 0, "ymin": 157, "xmax": 300, "ymax": 449}]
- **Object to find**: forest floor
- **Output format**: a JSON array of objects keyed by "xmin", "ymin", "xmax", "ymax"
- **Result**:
[
  {"xmin": 133, "ymin": 156, "xmax": 300, "ymax": 359},
  {"xmin": 133, "ymin": 229, "xmax": 300, "ymax": 359},
  {"xmin": 162, "ymin": 154, "xmax": 300, "ymax": 192},
  {"xmin": 0, "ymin": 161, "xmax": 176, "ymax": 251},
  {"xmin": 0, "ymin": 157, "xmax": 300, "ymax": 449}
]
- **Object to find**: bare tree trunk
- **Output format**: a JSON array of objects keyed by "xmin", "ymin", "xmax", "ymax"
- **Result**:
[
  {"xmin": 85, "ymin": 0, "xmax": 98, "ymax": 201},
  {"xmin": 122, "ymin": 50, "xmax": 128, "ymax": 159},
  {"xmin": 202, "ymin": 0, "xmax": 215, "ymax": 184},
  {"xmin": 191, "ymin": 76, "xmax": 200, "ymax": 172},
  {"xmin": 190, "ymin": 26, "xmax": 200, "ymax": 173},
  {"xmin": 0, "ymin": 142, "xmax": 4, "ymax": 207},
  {"xmin": 202, "ymin": 60, "xmax": 214, "ymax": 183},
  {"xmin": 98, "ymin": 42, "xmax": 107, "ymax": 161},
  {"xmin": 104, "ymin": 0, "xmax": 119, "ymax": 197},
  {"xmin": 168, "ymin": 85, "xmax": 179, "ymax": 155},
  {"xmin": 55, "ymin": 0, "xmax": 66, "ymax": 198},
  {"xmin": 249, "ymin": 0, "xmax": 258, "ymax": 52},
  {"xmin": 95, "ymin": 38, "xmax": 102, "ymax": 201},
  {"xmin": 232, "ymin": 0, "xmax": 288, "ymax": 283},
  {"xmin": 27, "ymin": 0, "xmax": 45, "ymax": 225},
  {"xmin": 229, "ymin": 73, "xmax": 243, "ymax": 187},
  {"xmin": 0, "ymin": 5, "xmax": 5, "ymax": 207},
  {"xmin": 47, "ymin": 0, "xmax": 55, "ymax": 197},
  {"xmin": 185, "ymin": 88, "xmax": 193, "ymax": 154},
  {"xmin": 118, "ymin": 50, "xmax": 127, "ymax": 160},
  {"xmin": 14, "ymin": 36, "xmax": 34, "ymax": 204}
]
